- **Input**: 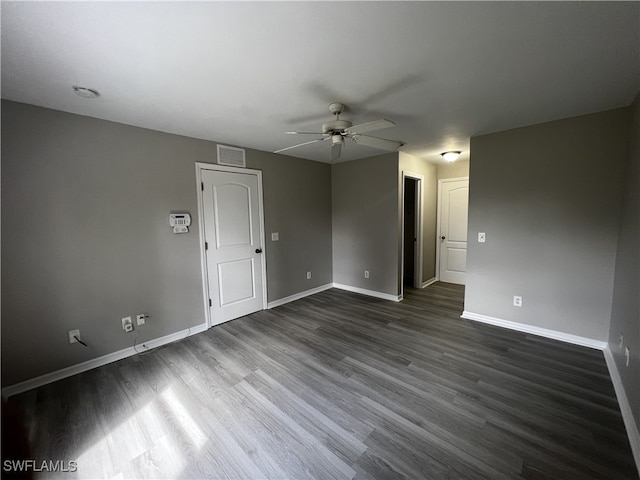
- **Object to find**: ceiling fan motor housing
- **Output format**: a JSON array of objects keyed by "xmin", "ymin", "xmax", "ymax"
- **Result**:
[{"xmin": 322, "ymin": 119, "xmax": 352, "ymax": 134}]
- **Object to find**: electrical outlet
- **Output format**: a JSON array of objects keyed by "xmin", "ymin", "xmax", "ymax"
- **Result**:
[
  {"xmin": 618, "ymin": 333, "xmax": 624, "ymax": 349},
  {"xmin": 68, "ymin": 329, "xmax": 80, "ymax": 344},
  {"xmin": 136, "ymin": 314, "xmax": 146, "ymax": 326},
  {"xmin": 364, "ymin": 270, "xmax": 370, "ymax": 279},
  {"xmin": 122, "ymin": 316, "xmax": 133, "ymax": 333},
  {"xmin": 513, "ymin": 296, "xmax": 523, "ymax": 307},
  {"xmin": 306, "ymin": 271, "xmax": 312, "ymax": 280},
  {"xmin": 271, "ymin": 232, "xmax": 279, "ymax": 241},
  {"xmin": 625, "ymin": 347, "xmax": 630, "ymax": 367},
  {"xmin": 478, "ymin": 232, "xmax": 486, "ymax": 243}
]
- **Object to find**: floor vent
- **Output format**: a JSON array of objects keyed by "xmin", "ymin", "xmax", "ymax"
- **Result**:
[{"xmin": 217, "ymin": 144, "xmax": 246, "ymax": 168}]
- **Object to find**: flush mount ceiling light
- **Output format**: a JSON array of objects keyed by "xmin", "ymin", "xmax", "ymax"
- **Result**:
[
  {"xmin": 72, "ymin": 85, "xmax": 99, "ymax": 99},
  {"xmin": 441, "ymin": 151, "xmax": 462, "ymax": 162}
]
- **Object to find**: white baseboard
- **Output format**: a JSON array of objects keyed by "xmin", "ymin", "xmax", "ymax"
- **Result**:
[
  {"xmin": 604, "ymin": 346, "xmax": 640, "ymax": 474},
  {"xmin": 422, "ymin": 277, "xmax": 438, "ymax": 288},
  {"xmin": 2, "ymin": 322, "xmax": 208, "ymax": 398},
  {"xmin": 267, "ymin": 283, "xmax": 333, "ymax": 309},
  {"xmin": 333, "ymin": 283, "xmax": 402, "ymax": 302},
  {"xmin": 460, "ymin": 311, "xmax": 607, "ymax": 350}
]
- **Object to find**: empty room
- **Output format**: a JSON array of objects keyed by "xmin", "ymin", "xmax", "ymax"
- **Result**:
[{"xmin": 1, "ymin": 2, "xmax": 639, "ymax": 479}]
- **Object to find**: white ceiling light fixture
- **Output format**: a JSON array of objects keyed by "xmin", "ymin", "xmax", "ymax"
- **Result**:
[
  {"xmin": 72, "ymin": 85, "xmax": 100, "ymax": 99},
  {"xmin": 441, "ymin": 151, "xmax": 462, "ymax": 163}
]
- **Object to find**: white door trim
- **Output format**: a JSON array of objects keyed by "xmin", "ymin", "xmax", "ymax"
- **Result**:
[
  {"xmin": 436, "ymin": 176, "xmax": 469, "ymax": 282},
  {"xmin": 400, "ymin": 171, "xmax": 424, "ymax": 298},
  {"xmin": 195, "ymin": 162, "xmax": 268, "ymax": 328}
]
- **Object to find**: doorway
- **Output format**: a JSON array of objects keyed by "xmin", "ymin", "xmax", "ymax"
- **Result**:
[
  {"xmin": 401, "ymin": 173, "xmax": 423, "ymax": 295},
  {"xmin": 196, "ymin": 163, "xmax": 267, "ymax": 327}
]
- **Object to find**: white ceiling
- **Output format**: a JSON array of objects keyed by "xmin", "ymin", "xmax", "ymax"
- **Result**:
[{"xmin": 2, "ymin": 1, "xmax": 639, "ymax": 164}]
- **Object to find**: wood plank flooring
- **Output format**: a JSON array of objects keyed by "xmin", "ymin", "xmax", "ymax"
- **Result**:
[{"xmin": 6, "ymin": 283, "xmax": 638, "ymax": 479}]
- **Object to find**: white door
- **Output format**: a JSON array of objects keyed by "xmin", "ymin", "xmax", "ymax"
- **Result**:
[
  {"xmin": 201, "ymin": 168, "xmax": 265, "ymax": 325},
  {"xmin": 438, "ymin": 178, "xmax": 469, "ymax": 284}
]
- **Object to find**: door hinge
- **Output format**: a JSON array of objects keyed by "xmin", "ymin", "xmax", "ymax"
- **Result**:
[
  {"xmin": 201, "ymin": 182, "xmax": 204, "ymax": 191},
  {"xmin": 205, "ymin": 241, "xmax": 208, "ymax": 250},
  {"xmin": 209, "ymin": 298, "xmax": 212, "ymax": 307}
]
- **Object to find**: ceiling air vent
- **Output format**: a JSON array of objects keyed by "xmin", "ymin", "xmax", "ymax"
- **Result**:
[{"xmin": 217, "ymin": 144, "xmax": 246, "ymax": 168}]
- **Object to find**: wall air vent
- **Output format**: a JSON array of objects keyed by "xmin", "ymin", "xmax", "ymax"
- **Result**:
[{"xmin": 217, "ymin": 144, "xmax": 246, "ymax": 168}]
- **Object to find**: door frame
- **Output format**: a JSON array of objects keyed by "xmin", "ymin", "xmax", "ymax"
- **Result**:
[
  {"xmin": 195, "ymin": 162, "xmax": 268, "ymax": 328},
  {"xmin": 435, "ymin": 176, "xmax": 469, "ymax": 282},
  {"xmin": 400, "ymin": 171, "xmax": 424, "ymax": 298}
]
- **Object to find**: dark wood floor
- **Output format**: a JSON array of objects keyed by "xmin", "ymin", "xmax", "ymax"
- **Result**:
[{"xmin": 7, "ymin": 283, "xmax": 638, "ymax": 479}]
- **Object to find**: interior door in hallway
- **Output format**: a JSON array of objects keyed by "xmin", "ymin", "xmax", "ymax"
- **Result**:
[
  {"xmin": 438, "ymin": 178, "xmax": 469, "ymax": 284},
  {"xmin": 201, "ymin": 168, "xmax": 266, "ymax": 326}
]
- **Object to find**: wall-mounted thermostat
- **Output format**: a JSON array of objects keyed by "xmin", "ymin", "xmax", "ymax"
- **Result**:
[{"xmin": 169, "ymin": 213, "xmax": 191, "ymax": 234}]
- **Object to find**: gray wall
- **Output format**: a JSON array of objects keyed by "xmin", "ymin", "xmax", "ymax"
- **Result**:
[
  {"xmin": 608, "ymin": 92, "xmax": 639, "ymax": 433},
  {"xmin": 247, "ymin": 151, "xmax": 332, "ymax": 300},
  {"xmin": 437, "ymin": 160, "xmax": 469, "ymax": 180},
  {"xmin": 399, "ymin": 152, "xmax": 438, "ymax": 286},
  {"xmin": 1, "ymin": 100, "xmax": 332, "ymax": 386},
  {"xmin": 465, "ymin": 107, "xmax": 629, "ymax": 341},
  {"xmin": 332, "ymin": 153, "xmax": 400, "ymax": 296}
]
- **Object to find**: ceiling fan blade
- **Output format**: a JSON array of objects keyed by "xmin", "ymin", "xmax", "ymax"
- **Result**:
[
  {"xmin": 274, "ymin": 137, "xmax": 327, "ymax": 154},
  {"xmin": 330, "ymin": 142, "xmax": 343, "ymax": 162},
  {"xmin": 351, "ymin": 134, "xmax": 405, "ymax": 151},
  {"xmin": 285, "ymin": 131, "xmax": 327, "ymax": 135},
  {"xmin": 344, "ymin": 119, "xmax": 395, "ymax": 135}
]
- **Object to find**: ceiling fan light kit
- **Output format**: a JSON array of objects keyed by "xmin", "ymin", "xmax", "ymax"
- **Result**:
[{"xmin": 275, "ymin": 102, "xmax": 406, "ymax": 162}]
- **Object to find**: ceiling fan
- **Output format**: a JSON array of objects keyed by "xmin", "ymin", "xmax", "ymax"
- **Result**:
[{"xmin": 274, "ymin": 102, "xmax": 406, "ymax": 162}]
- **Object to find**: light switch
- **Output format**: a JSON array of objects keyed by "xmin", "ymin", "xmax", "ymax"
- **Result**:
[
  {"xmin": 478, "ymin": 232, "xmax": 486, "ymax": 243},
  {"xmin": 271, "ymin": 232, "xmax": 279, "ymax": 241}
]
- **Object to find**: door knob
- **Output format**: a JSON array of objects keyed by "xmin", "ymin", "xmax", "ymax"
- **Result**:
[
  {"xmin": 441, "ymin": 236, "xmax": 446, "ymax": 240},
  {"xmin": 255, "ymin": 248, "xmax": 263, "ymax": 254}
]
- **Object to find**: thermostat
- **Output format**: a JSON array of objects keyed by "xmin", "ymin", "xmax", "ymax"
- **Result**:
[{"xmin": 169, "ymin": 213, "xmax": 191, "ymax": 233}]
